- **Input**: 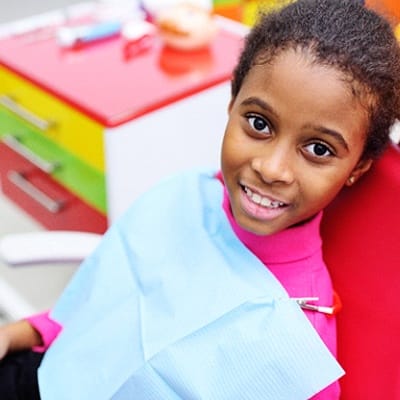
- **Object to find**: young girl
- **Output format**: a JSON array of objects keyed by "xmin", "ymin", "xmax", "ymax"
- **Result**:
[{"xmin": 1, "ymin": 0, "xmax": 400, "ymax": 398}]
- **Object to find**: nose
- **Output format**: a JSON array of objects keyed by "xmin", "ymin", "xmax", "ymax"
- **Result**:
[{"xmin": 251, "ymin": 143, "xmax": 295, "ymax": 185}]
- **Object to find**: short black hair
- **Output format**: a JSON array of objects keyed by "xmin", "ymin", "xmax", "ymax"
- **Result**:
[{"xmin": 231, "ymin": 0, "xmax": 400, "ymax": 159}]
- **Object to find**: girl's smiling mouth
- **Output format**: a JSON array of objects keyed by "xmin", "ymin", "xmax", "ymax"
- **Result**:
[
  {"xmin": 239, "ymin": 184, "xmax": 289, "ymax": 222},
  {"xmin": 242, "ymin": 185, "xmax": 287, "ymax": 208}
]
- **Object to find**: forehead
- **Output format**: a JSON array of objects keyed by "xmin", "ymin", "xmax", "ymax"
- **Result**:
[{"xmin": 244, "ymin": 49, "xmax": 354, "ymax": 103}]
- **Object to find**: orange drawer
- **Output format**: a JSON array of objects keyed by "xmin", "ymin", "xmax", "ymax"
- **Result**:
[{"xmin": 0, "ymin": 142, "xmax": 107, "ymax": 233}]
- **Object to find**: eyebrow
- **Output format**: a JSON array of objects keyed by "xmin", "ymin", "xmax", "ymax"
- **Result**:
[
  {"xmin": 241, "ymin": 97, "xmax": 350, "ymax": 152},
  {"xmin": 241, "ymin": 97, "xmax": 279, "ymax": 118}
]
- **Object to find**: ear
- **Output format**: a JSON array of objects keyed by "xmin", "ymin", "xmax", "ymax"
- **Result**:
[{"xmin": 346, "ymin": 158, "xmax": 373, "ymax": 186}]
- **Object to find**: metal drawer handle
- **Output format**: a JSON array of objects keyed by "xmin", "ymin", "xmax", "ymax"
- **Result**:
[
  {"xmin": 7, "ymin": 170, "xmax": 65, "ymax": 214},
  {"xmin": 0, "ymin": 95, "xmax": 54, "ymax": 131},
  {"xmin": 2, "ymin": 134, "xmax": 60, "ymax": 174}
]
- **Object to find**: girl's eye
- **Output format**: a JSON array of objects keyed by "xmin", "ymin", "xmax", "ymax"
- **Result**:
[
  {"xmin": 304, "ymin": 142, "xmax": 334, "ymax": 158},
  {"xmin": 247, "ymin": 115, "xmax": 270, "ymax": 135}
]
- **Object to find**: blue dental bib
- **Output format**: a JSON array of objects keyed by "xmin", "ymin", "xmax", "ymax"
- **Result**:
[{"xmin": 38, "ymin": 170, "xmax": 343, "ymax": 399}]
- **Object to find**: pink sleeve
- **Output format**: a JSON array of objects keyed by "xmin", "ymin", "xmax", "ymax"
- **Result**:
[{"xmin": 25, "ymin": 311, "xmax": 63, "ymax": 352}]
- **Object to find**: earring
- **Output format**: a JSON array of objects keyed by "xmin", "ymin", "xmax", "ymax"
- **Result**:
[{"xmin": 348, "ymin": 176, "xmax": 355, "ymax": 185}]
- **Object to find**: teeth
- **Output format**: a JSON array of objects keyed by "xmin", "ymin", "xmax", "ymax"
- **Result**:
[
  {"xmin": 261, "ymin": 197, "xmax": 273, "ymax": 207},
  {"xmin": 244, "ymin": 186, "xmax": 285, "ymax": 209},
  {"xmin": 252, "ymin": 193, "xmax": 262, "ymax": 204}
]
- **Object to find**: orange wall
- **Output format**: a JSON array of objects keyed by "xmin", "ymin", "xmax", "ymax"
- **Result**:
[{"xmin": 366, "ymin": 0, "xmax": 400, "ymax": 21}]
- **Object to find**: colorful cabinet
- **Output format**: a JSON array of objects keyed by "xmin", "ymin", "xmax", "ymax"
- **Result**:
[{"xmin": 0, "ymin": 16, "xmax": 244, "ymax": 232}]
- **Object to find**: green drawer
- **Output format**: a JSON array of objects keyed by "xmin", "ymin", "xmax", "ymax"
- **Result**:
[{"xmin": 0, "ymin": 106, "xmax": 106, "ymax": 213}]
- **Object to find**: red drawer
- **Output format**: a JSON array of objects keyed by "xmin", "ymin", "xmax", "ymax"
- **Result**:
[{"xmin": 0, "ymin": 142, "xmax": 107, "ymax": 233}]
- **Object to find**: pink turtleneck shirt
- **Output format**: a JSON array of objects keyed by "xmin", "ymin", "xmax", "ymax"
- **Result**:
[{"xmin": 27, "ymin": 175, "xmax": 340, "ymax": 399}]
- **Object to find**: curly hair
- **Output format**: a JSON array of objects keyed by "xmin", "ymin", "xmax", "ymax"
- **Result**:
[{"xmin": 231, "ymin": 0, "xmax": 400, "ymax": 159}]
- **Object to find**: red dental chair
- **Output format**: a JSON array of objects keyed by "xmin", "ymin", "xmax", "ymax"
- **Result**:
[{"xmin": 321, "ymin": 142, "xmax": 400, "ymax": 399}]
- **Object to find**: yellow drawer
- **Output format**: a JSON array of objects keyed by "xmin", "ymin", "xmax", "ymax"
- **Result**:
[{"xmin": 0, "ymin": 66, "xmax": 105, "ymax": 171}]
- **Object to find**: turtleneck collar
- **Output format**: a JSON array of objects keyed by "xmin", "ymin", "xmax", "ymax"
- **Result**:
[{"xmin": 222, "ymin": 185, "xmax": 323, "ymax": 264}]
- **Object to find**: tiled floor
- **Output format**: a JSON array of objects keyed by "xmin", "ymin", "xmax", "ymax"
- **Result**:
[{"xmin": 0, "ymin": 0, "xmax": 84, "ymax": 24}]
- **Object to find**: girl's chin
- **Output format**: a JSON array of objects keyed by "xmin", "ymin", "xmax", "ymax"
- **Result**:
[{"xmin": 235, "ymin": 215, "xmax": 286, "ymax": 236}]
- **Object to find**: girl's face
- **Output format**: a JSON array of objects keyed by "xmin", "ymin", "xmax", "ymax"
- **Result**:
[{"xmin": 221, "ymin": 49, "xmax": 372, "ymax": 235}]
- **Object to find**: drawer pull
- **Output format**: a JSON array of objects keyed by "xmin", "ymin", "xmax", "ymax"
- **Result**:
[
  {"xmin": 7, "ymin": 170, "xmax": 65, "ymax": 213},
  {"xmin": 2, "ymin": 135, "xmax": 60, "ymax": 174},
  {"xmin": 0, "ymin": 95, "xmax": 54, "ymax": 131}
]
